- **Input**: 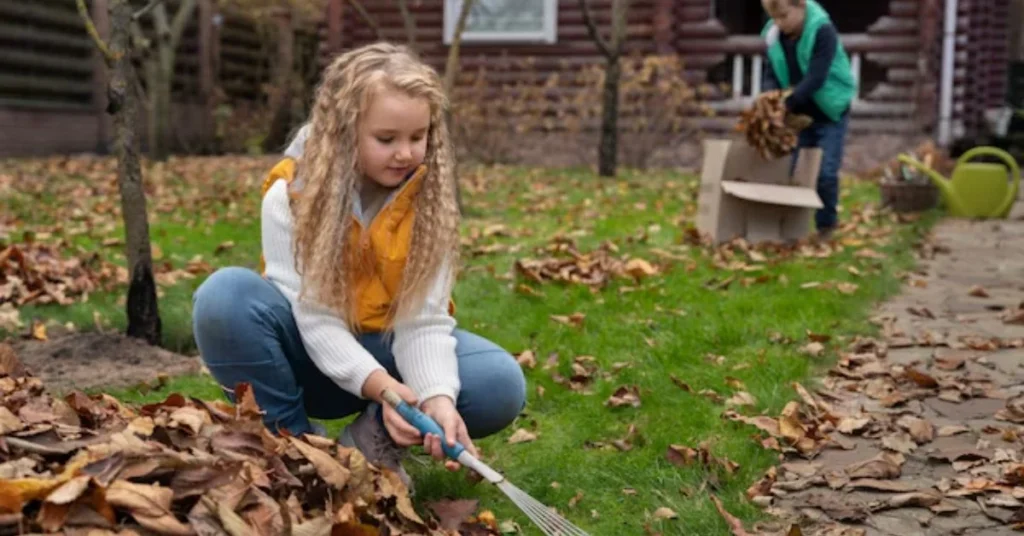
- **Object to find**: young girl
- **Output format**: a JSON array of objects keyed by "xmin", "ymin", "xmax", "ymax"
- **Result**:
[{"xmin": 191, "ymin": 43, "xmax": 527, "ymax": 487}]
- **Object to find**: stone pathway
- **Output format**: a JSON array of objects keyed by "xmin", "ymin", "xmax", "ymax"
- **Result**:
[{"xmin": 747, "ymin": 201, "xmax": 1024, "ymax": 536}]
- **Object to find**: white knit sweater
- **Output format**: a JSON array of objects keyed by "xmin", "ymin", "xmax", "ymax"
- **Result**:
[{"xmin": 259, "ymin": 129, "xmax": 460, "ymax": 404}]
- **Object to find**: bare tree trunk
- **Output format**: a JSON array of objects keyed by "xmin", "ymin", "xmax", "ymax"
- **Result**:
[
  {"xmin": 580, "ymin": 0, "xmax": 631, "ymax": 177},
  {"xmin": 444, "ymin": 0, "xmax": 475, "ymax": 94},
  {"xmin": 198, "ymin": 0, "xmax": 215, "ymax": 153},
  {"xmin": 79, "ymin": 0, "xmax": 163, "ymax": 345},
  {"xmin": 444, "ymin": 0, "xmax": 475, "ymax": 215},
  {"xmin": 347, "ymin": 0, "xmax": 385, "ymax": 41},
  {"xmin": 396, "ymin": 0, "xmax": 417, "ymax": 51},
  {"xmin": 143, "ymin": 0, "xmax": 198, "ymax": 161},
  {"xmin": 599, "ymin": 57, "xmax": 620, "ymax": 176},
  {"xmin": 263, "ymin": 7, "xmax": 295, "ymax": 153}
]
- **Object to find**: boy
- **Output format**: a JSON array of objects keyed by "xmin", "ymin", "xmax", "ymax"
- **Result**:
[{"xmin": 760, "ymin": 0, "xmax": 857, "ymax": 239}]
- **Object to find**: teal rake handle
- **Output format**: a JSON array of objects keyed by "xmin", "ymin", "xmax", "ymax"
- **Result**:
[{"xmin": 381, "ymin": 389, "xmax": 466, "ymax": 459}]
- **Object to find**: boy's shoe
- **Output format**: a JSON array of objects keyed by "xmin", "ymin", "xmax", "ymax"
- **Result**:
[
  {"xmin": 816, "ymin": 227, "xmax": 836, "ymax": 242},
  {"xmin": 338, "ymin": 403, "xmax": 413, "ymax": 490}
]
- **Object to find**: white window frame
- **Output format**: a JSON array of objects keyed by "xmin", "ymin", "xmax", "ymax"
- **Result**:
[{"xmin": 443, "ymin": 0, "xmax": 558, "ymax": 45}]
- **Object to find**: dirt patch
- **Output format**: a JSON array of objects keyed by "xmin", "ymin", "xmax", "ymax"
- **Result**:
[{"xmin": 6, "ymin": 331, "xmax": 202, "ymax": 393}]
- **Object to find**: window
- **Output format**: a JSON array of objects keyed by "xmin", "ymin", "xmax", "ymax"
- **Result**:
[{"xmin": 443, "ymin": 0, "xmax": 558, "ymax": 44}]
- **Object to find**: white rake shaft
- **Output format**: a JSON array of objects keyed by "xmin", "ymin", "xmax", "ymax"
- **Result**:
[{"xmin": 458, "ymin": 452, "xmax": 592, "ymax": 536}]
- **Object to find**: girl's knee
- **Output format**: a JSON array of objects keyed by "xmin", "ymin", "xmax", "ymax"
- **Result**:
[
  {"xmin": 463, "ymin": 350, "xmax": 527, "ymax": 438},
  {"xmin": 193, "ymin": 267, "xmax": 269, "ymax": 332}
]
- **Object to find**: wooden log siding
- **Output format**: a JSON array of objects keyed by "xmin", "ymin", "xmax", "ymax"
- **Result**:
[
  {"xmin": 0, "ymin": 0, "xmax": 272, "ymax": 107},
  {"xmin": 0, "ymin": 0, "xmax": 95, "ymax": 108},
  {"xmin": 322, "ymin": 1, "xmax": 663, "ymax": 94},
  {"xmin": 317, "ymin": 0, "xmax": 931, "ymax": 134},
  {"xmin": 0, "ymin": 0, "xmax": 283, "ymax": 156},
  {"xmin": 955, "ymin": 0, "xmax": 1011, "ymax": 137}
]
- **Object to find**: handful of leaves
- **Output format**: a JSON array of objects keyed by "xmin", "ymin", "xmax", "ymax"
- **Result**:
[{"xmin": 736, "ymin": 90, "xmax": 812, "ymax": 159}]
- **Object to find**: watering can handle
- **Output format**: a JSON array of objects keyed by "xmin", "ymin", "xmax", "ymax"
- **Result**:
[
  {"xmin": 957, "ymin": 147, "xmax": 1021, "ymax": 184},
  {"xmin": 957, "ymin": 147, "xmax": 1021, "ymax": 217},
  {"xmin": 895, "ymin": 154, "xmax": 949, "ymax": 185}
]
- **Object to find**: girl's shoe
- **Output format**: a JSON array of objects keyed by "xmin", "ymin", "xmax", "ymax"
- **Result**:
[{"xmin": 338, "ymin": 403, "xmax": 413, "ymax": 490}]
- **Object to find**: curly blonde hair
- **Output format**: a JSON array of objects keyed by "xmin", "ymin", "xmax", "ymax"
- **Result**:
[{"xmin": 290, "ymin": 42, "xmax": 460, "ymax": 329}]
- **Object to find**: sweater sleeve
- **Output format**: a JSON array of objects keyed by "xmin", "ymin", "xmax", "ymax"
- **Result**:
[
  {"xmin": 261, "ymin": 180, "xmax": 385, "ymax": 398},
  {"xmin": 391, "ymin": 257, "xmax": 460, "ymax": 404},
  {"xmin": 786, "ymin": 24, "xmax": 837, "ymax": 110}
]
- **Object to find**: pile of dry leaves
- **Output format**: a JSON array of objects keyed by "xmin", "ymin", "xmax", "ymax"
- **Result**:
[
  {"xmin": 0, "ymin": 236, "xmax": 216, "ymax": 332},
  {"xmin": 736, "ymin": 90, "xmax": 813, "ymax": 160},
  {"xmin": 1, "ymin": 240, "xmax": 122, "ymax": 308},
  {"xmin": 513, "ymin": 237, "xmax": 661, "ymax": 291},
  {"xmin": 0, "ymin": 344, "xmax": 499, "ymax": 535}
]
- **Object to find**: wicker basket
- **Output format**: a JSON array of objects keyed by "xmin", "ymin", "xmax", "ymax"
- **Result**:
[{"xmin": 879, "ymin": 181, "xmax": 940, "ymax": 213}]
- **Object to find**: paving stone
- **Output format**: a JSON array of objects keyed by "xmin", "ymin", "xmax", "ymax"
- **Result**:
[
  {"xmin": 978, "ymin": 349, "xmax": 1024, "ymax": 377},
  {"xmin": 926, "ymin": 513, "xmax": 1001, "ymax": 535},
  {"xmin": 925, "ymin": 397, "xmax": 1006, "ymax": 420},
  {"xmin": 757, "ymin": 219, "xmax": 1024, "ymax": 536},
  {"xmin": 886, "ymin": 347, "xmax": 934, "ymax": 366},
  {"xmin": 868, "ymin": 511, "xmax": 928, "ymax": 535}
]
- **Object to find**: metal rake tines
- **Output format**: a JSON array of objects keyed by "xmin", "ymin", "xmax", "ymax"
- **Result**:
[{"xmin": 497, "ymin": 481, "xmax": 591, "ymax": 536}]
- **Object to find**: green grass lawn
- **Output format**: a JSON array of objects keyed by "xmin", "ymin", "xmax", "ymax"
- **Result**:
[{"xmin": 1, "ymin": 156, "xmax": 934, "ymax": 535}]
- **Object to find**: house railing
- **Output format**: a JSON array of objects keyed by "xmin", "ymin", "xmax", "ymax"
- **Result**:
[{"xmin": 705, "ymin": 34, "xmax": 913, "ymax": 116}]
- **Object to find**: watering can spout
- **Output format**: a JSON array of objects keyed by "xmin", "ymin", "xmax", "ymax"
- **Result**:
[{"xmin": 895, "ymin": 154, "xmax": 964, "ymax": 214}]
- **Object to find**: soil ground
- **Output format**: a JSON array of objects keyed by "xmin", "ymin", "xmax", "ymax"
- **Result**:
[{"xmin": 7, "ymin": 330, "xmax": 202, "ymax": 394}]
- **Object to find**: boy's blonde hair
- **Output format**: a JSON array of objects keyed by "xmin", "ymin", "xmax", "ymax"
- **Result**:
[{"xmin": 290, "ymin": 42, "xmax": 460, "ymax": 329}]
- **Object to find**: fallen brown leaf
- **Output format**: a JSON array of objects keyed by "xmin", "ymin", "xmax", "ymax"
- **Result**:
[
  {"xmin": 801, "ymin": 342, "xmax": 826, "ymax": 358},
  {"xmin": 515, "ymin": 350, "xmax": 537, "ymax": 369},
  {"xmin": 725, "ymin": 391, "xmax": 757, "ymax": 408},
  {"xmin": 507, "ymin": 428, "xmax": 538, "ymax": 444},
  {"xmin": 710, "ymin": 495, "xmax": 751, "ymax": 535},
  {"xmin": 897, "ymin": 415, "xmax": 935, "ymax": 444},
  {"xmin": 652, "ymin": 506, "xmax": 678, "ymax": 521},
  {"xmin": 968, "ymin": 285, "xmax": 990, "ymax": 298},
  {"xmin": 605, "ymin": 385, "xmax": 642, "ymax": 408},
  {"xmin": 845, "ymin": 452, "xmax": 902, "ymax": 479},
  {"xmin": 550, "ymin": 312, "xmax": 586, "ymax": 327}
]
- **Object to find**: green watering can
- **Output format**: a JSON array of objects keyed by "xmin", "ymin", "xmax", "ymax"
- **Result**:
[{"xmin": 897, "ymin": 146, "xmax": 1020, "ymax": 219}]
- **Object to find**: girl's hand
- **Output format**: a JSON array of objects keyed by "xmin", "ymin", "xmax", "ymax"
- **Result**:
[
  {"xmin": 379, "ymin": 381, "xmax": 423, "ymax": 447},
  {"xmin": 420, "ymin": 395, "xmax": 478, "ymax": 472}
]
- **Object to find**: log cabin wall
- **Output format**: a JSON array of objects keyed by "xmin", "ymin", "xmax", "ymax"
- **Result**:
[
  {"xmin": 0, "ymin": 0, "xmax": 275, "ymax": 157},
  {"xmin": 323, "ymin": 0, "xmax": 661, "ymax": 88},
  {"xmin": 1010, "ymin": 0, "xmax": 1024, "ymax": 109},
  {"xmin": 320, "ymin": 0, "xmax": 932, "ymax": 136},
  {"xmin": 0, "ymin": 0, "xmax": 1013, "ymax": 156},
  {"xmin": 954, "ymin": 0, "xmax": 1011, "ymax": 138}
]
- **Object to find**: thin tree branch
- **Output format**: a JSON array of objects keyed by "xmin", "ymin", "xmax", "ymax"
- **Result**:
[
  {"xmin": 76, "ymin": 0, "xmax": 116, "ymax": 62},
  {"xmin": 396, "ymin": 0, "xmax": 417, "ymax": 50},
  {"xmin": 131, "ymin": 20, "xmax": 152, "ymax": 52},
  {"xmin": 133, "ymin": 0, "xmax": 162, "ymax": 20},
  {"xmin": 579, "ymin": 0, "xmax": 611, "ymax": 58},
  {"xmin": 347, "ymin": 0, "xmax": 384, "ymax": 41},
  {"xmin": 170, "ymin": 0, "xmax": 199, "ymax": 50},
  {"xmin": 444, "ymin": 0, "xmax": 475, "ymax": 93}
]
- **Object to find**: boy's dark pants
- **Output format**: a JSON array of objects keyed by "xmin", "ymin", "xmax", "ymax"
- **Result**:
[{"xmin": 795, "ymin": 112, "xmax": 849, "ymax": 232}]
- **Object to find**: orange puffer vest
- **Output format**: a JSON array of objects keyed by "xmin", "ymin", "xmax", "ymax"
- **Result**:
[{"xmin": 259, "ymin": 158, "xmax": 452, "ymax": 332}]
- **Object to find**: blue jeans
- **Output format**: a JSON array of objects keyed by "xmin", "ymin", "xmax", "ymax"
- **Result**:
[
  {"xmin": 796, "ymin": 113, "xmax": 849, "ymax": 231},
  {"xmin": 191, "ymin": 267, "xmax": 527, "ymax": 438}
]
